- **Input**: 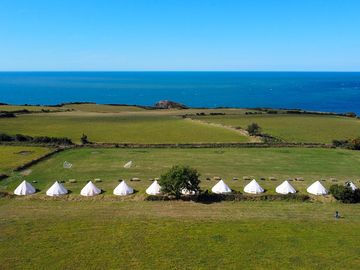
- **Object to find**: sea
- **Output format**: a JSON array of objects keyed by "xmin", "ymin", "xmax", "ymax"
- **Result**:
[{"xmin": 0, "ymin": 72, "xmax": 360, "ymax": 114}]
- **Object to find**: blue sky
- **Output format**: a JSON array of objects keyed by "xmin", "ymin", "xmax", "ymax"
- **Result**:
[{"xmin": 1, "ymin": 0, "xmax": 359, "ymax": 71}]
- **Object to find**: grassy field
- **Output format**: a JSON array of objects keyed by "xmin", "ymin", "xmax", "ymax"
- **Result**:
[
  {"xmin": 0, "ymin": 113, "xmax": 248, "ymax": 143},
  {"xmin": 2, "ymin": 147, "xmax": 360, "ymax": 195},
  {"xmin": 0, "ymin": 199, "xmax": 359, "ymax": 270},
  {"xmin": 191, "ymin": 114, "xmax": 360, "ymax": 143},
  {"xmin": 0, "ymin": 145, "xmax": 52, "ymax": 175},
  {"xmin": 62, "ymin": 103, "xmax": 147, "ymax": 112},
  {"xmin": 0, "ymin": 104, "xmax": 67, "ymax": 112},
  {"xmin": 1, "ymin": 106, "xmax": 359, "ymax": 269}
]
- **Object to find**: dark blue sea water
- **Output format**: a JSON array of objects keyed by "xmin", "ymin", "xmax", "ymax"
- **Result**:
[{"xmin": 0, "ymin": 72, "xmax": 360, "ymax": 114}]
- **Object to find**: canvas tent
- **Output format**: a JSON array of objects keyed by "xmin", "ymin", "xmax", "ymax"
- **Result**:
[
  {"xmin": 46, "ymin": 181, "xmax": 68, "ymax": 196},
  {"xmin": 124, "ymin": 161, "xmax": 132, "ymax": 168},
  {"xmin": 80, "ymin": 181, "xmax": 101, "ymax": 196},
  {"xmin": 307, "ymin": 181, "xmax": 327, "ymax": 195},
  {"xmin": 14, "ymin": 180, "xmax": 36, "ymax": 196},
  {"xmin": 276, "ymin": 180, "xmax": 296, "ymax": 194},
  {"xmin": 211, "ymin": 180, "xmax": 232, "ymax": 194},
  {"xmin": 244, "ymin": 179, "xmax": 264, "ymax": 194},
  {"xmin": 146, "ymin": 180, "xmax": 161, "ymax": 195},
  {"xmin": 113, "ymin": 180, "xmax": 134, "ymax": 196},
  {"xmin": 345, "ymin": 181, "xmax": 357, "ymax": 191}
]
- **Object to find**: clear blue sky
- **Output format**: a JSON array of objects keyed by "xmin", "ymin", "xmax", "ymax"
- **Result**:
[{"xmin": 1, "ymin": 0, "xmax": 359, "ymax": 71}]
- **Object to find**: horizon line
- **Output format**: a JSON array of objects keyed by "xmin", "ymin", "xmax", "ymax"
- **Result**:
[{"xmin": 0, "ymin": 70, "xmax": 360, "ymax": 73}]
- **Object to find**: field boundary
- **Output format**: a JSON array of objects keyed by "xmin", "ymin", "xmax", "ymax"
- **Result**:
[
  {"xmin": 184, "ymin": 117, "xmax": 263, "ymax": 143},
  {"xmin": 80, "ymin": 142, "xmax": 331, "ymax": 148},
  {"xmin": 12, "ymin": 147, "xmax": 69, "ymax": 172}
]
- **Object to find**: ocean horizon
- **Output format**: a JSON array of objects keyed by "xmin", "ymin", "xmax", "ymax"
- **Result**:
[{"xmin": 1, "ymin": 71, "xmax": 360, "ymax": 114}]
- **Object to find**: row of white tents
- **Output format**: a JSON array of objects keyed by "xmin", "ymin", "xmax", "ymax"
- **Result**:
[{"xmin": 13, "ymin": 179, "xmax": 358, "ymax": 197}]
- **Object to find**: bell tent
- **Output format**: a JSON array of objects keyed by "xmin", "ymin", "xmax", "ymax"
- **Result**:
[
  {"xmin": 307, "ymin": 181, "xmax": 327, "ymax": 195},
  {"xmin": 46, "ymin": 181, "xmax": 68, "ymax": 196},
  {"xmin": 276, "ymin": 180, "xmax": 296, "ymax": 194},
  {"xmin": 146, "ymin": 180, "xmax": 162, "ymax": 195},
  {"xmin": 244, "ymin": 179, "xmax": 264, "ymax": 194},
  {"xmin": 211, "ymin": 180, "xmax": 232, "ymax": 194},
  {"xmin": 80, "ymin": 181, "xmax": 101, "ymax": 196},
  {"xmin": 14, "ymin": 180, "xmax": 36, "ymax": 196},
  {"xmin": 113, "ymin": 180, "xmax": 134, "ymax": 196}
]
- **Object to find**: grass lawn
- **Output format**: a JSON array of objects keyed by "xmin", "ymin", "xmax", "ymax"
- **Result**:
[
  {"xmin": 0, "ymin": 145, "xmax": 52, "ymax": 175},
  {"xmin": 2, "ymin": 147, "xmax": 360, "ymax": 195},
  {"xmin": 0, "ymin": 199, "xmax": 359, "ymax": 270},
  {"xmin": 191, "ymin": 114, "xmax": 360, "ymax": 143},
  {"xmin": 0, "ymin": 113, "xmax": 248, "ymax": 144}
]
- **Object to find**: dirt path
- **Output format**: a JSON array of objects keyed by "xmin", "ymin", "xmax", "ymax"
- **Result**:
[{"xmin": 184, "ymin": 118, "xmax": 262, "ymax": 143}]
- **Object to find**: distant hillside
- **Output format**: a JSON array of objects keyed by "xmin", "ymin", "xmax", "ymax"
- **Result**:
[{"xmin": 154, "ymin": 100, "xmax": 188, "ymax": 109}]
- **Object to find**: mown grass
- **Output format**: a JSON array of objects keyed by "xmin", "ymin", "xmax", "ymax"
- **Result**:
[
  {"xmin": 0, "ymin": 199, "xmax": 359, "ymax": 270},
  {"xmin": 0, "ymin": 113, "xmax": 247, "ymax": 144},
  {"xmin": 0, "ymin": 145, "xmax": 52, "ymax": 175},
  {"xmin": 192, "ymin": 114, "xmax": 360, "ymax": 143},
  {"xmin": 2, "ymin": 147, "xmax": 360, "ymax": 195}
]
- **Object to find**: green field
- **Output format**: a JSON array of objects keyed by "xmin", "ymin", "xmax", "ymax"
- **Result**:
[
  {"xmin": 0, "ymin": 145, "xmax": 52, "ymax": 175},
  {"xmin": 192, "ymin": 114, "xmax": 360, "ymax": 143},
  {"xmin": 62, "ymin": 103, "xmax": 147, "ymax": 112},
  {"xmin": 0, "ymin": 104, "xmax": 67, "ymax": 112},
  {"xmin": 0, "ymin": 199, "xmax": 359, "ymax": 270},
  {"xmin": 2, "ymin": 147, "xmax": 360, "ymax": 195},
  {"xmin": 1, "ymin": 106, "xmax": 360, "ymax": 269},
  {"xmin": 0, "ymin": 113, "xmax": 248, "ymax": 143}
]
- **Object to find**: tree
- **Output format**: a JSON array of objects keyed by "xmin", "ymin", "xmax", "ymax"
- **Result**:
[
  {"xmin": 81, "ymin": 134, "xmax": 89, "ymax": 144},
  {"xmin": 159, "ymin": 165, "xmax": 201, "ymax": 198},
  {"xmin": 350, "ymin": 137, "xmax": 360, "ymax": 150},
  {"xmin": 329, "ymin": 184, "xmax": 360, "ymax": 203},
  {"xmin": 246, "ymin": 123, "xmax": 261, "ymax": 136}
]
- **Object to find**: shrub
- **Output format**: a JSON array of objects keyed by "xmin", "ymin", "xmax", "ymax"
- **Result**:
[
  {"xmin": 332, "ymin": 139, "xmax": 349, "ymax": 148},
  {"xmin": 349, "ymin": 137, "xmax": 360, "ymax": 150},
  {"xmin": 329, "ymin": 184, "xmax": 360, "ymax": 203},
  {"xmin": 0, "ymin": 112, "xmax": 16, "ymax": 118},
  {"xmin": 0, "ymin": 132, "xmax": 73, "ymax": 145},
  {"xmin": 159, "ymin": 165, "xmax": 201, "ymax": 199},
  {"xmin": 246, "ymin": 123, "xmax": 261, "ymax": 136},
  {"xmin": 81, "ymin": 134, "xmax": 89, "ymax": 144}
]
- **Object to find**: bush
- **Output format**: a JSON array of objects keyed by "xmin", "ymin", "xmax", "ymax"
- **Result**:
[
  {"xmin": 349, "ymin": 137, "xmax": 360, "ymax": 150},
  {"xmin": 159, "ymin": 165, "xmax": 201, "ymax": 199},
  {"xmin": 329, "ymin": 184, "xmax": 360, "ymax": 203},
  {"xmin": 344, "ymin": 112, "xmax": 357, "ymax": 118},
  {"xmin": 0, "ymin": 112, "xmax": 16, "ymax": 118},
  {"xmin": 246, "ymin": 123, "xmax": 261, "ymax": 136},
  {"xmin": 0, "ymin": 132, "xmax": 73, "ymax": 145},
  {"xmin": 81, "ymin": 134, "xmax": 89, "ymax": 144},
  {"xmin": 332, "ymin": 139, "xmax": 349, "ymax": 148}
]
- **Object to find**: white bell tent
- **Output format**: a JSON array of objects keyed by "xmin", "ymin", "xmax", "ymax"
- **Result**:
[
  {"xmin": 113, "ymin": 180, "xmax": 134, "ymax": 196},
  {"xmin": 146, "ymin": 180, "xmax": 162, "ymax": 195},
  {"xmin": 80, "ymin": 181, "xmax": 101, "ymax": 196},
  {"xmin": 14, "ymin": 180, "xmax": 36, "ymax": 196},
  {"xmin": 211, "ymin": 180, "xmax": 232, "ymax": 194},
  {"xmin": 306, "ymin": 181, "xmax": 327, "ymax": 195},
  {"xmin": 46, "ymin": 181, "xmax": 68, "ymax": 196},
  {"xmin": 244, "ymin": 179, "xmax": 264, "ymax": 194},
  {"xmin": 275, "ymin": 180, "xmax": 296, "ymax": 195}
]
